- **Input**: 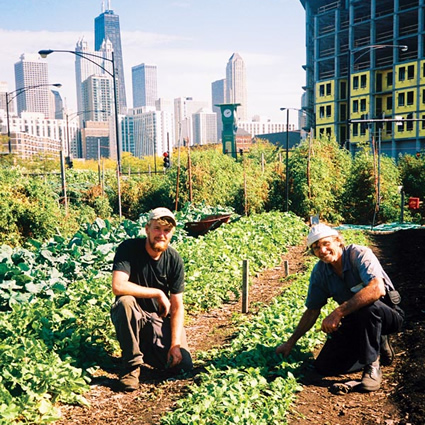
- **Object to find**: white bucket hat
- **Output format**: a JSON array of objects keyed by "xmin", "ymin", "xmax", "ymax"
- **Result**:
[{"xmin": 307, "ymin": 223, "xmax": 339, "ymax": 247}]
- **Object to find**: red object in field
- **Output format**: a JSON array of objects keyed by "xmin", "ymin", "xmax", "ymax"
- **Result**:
[{"xmin": 408, "ymin": 197, "xmax": 420, "ymax": 210}]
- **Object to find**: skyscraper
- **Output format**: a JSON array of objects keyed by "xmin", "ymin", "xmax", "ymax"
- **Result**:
[
  {"xmin": 192, "ymin": 107, "xmax": 217, "ymax": 145},
  {"xmin": 75, "ymin": 38, "xmax": 113, "ymax": 122},
  {"xmin": 94, "ymin": 1, "xmax": 127, "ymax": 112},
  {"xmin": 14, "ymin": 54, "xmax": 52, "ymax": 118},
  {"xmin": 211, "ymin": 78, "xmax": 226, "ymax": 139},
  {"xmin": 132, "ymin": 63, "xmax": 158, "ymax": 108},
  {"xmin": 226, "ymin": 53, "xmax": 248, "ymax": 120}
]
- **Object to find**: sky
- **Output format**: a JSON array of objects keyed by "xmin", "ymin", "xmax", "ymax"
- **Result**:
[{"xmin": 0, "ymin": 0, "xmax": 307, "ymax": 124}]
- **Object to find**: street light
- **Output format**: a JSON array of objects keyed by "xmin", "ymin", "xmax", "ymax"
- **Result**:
[
  {"xmin": 5, "ymin": 83, "xmax": 62, "ymax": 154},
  {"xmin": 346, "ymin": 44, "xmax": 408, "ymax": 148},
  {"xmin": 39, "ymin": 48, "xmax": 122, "ymax": 219},
  {"xmin": 280, "ymin": 107, "xmax": 307, "ymax": 212}
]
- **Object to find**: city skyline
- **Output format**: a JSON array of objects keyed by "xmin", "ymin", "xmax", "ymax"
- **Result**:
[{"xmin": 0, "ymin": 0, "xmax": 306, "ymax": 124}]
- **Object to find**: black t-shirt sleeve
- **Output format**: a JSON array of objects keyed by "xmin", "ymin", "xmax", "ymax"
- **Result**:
[
  {"xmin": 168, "ymin": 249, "xmax": 185, "ymax": 294},
  {"xmin": 112, "ymin": 239, "xmax": 136, "ymax": 275}
]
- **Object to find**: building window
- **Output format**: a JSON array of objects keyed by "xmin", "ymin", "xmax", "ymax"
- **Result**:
[
  {"xmin": 353, "ymin": 123, "xmax": 359, "ymax": 136},
  {"xmin": 361, "ymin": 75, "xmax": 367, "ymax": 88},
  {"xmin": 360, "ymin": 98, "xmax": 366, "ymax": 112},
  {"xmin": 376, "ymin": 73, "xmax": 382, "ymax": 92},
  {"xmin": 326, "ymin": 127, "xmax": 332, "ymax": 136},
  {"xmin": 326, "ymin": 105, "xmax": 332, "ymax": 117},
  {"xmin": 386, "ymin": 121, "xmax": 392, "ymax": 135},
  {"xmin": 319, "ymin": 128, "xmax": 324, "ymax": 135},
  {"xmin": 353, "ymin": 100, "xmax": 359, "ymax": 113},
  {"xmin": 407, "ymin": 113, "xmax": 413, "ymax": 131},
  {"xmin": 407, "ymin": 91, "xmax": 414, "ymax": 105},
  {"xmin": 340, "ymin": 103, "xmax": 347, "ymax": 121},
  {"xmin": 398, "ymin": 92, "xmax": 405, "ymax": 107},
  {"xmin": 408, "ymin": 65, "xmax": 415, "ymax": 80},
  {"xmin": 423, "ymin": 63, "xmax": 425, "ymax": 78},
  {"xmin": 386, "ymin": 96, "xmax": 393, "ymax": 110},
  {"xmin": 422, "ymin": 89, "xmax": 425, "ymax": 104},
  {"xmin": 376, "ymin": 97, "xmax": 382, "ymax": 116},
  {"xmin": 353, "ymin": 76, "xmax": 359, "ymax": 90},
  {"xmin": 360, "ymin": 116, "xmax": 367, "ymax": 136},
  {"xmin": 387, "ymin": 72, "xmax": 393, "ymax": 87},
  {"xmin": 326, "ymin": 83, "xmax": 331, "ymax": 96},
  {"xmin": 422, "ymin": 115, "xmax": 425, "ymax": 130},
  {"xmin": 340, "ymin": 81, "xmax": 347, "ymax": 99},
  {"xmin": 319, "ymin": 84, "xmax": 325, "ymax": 97},
  {"xmin": 320, "ymin": 106, "xmax": 325, "ymax": 118},
  {"xmin": 399, "ymin": 67, "xmax": 406, "ymax": 82}
]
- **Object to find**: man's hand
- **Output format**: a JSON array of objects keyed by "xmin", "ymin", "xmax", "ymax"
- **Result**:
[
  {"xmin": 321, "ymin": 309, "xmax": 343, "ymax": 333},
  {"xmin": 157, "ymin": 292, "xmax": 171, "ymax": 317},
  {"xmin": 167, "ymin": 345, "xmax": 183, "ymax": 368},
  {"xmin": 276, "ymin": 340, "xmax": 295, "ymax": 357}
]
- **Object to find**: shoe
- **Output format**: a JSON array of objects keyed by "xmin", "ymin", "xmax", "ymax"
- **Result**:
[
  {"xmin": 119, "ymin": 366, "xmax": 140, "ymax": 392},
  {"xmin": 361, "ymin": 363, "xmax": 382, "ymax": 392},
  {"xmin": 380, "ymin": 334, "xmax": 395, "ymax": 366}
]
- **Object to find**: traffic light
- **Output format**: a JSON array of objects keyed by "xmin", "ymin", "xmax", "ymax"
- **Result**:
[
  {"xmin": 163, "ymin": 152, "xmax": 170, "ymax": 168},
  {"xmin": 65, "ymin": 156, "xmax": 73, "ymax": 169}
]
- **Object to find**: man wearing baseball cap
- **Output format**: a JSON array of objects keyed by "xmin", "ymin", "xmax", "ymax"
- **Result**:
[
  {"xmin": 276, "ymin": 223, "xmax": 404, "ymax": 392},
  {"xmin": 111, "ymin": 207, "xmax": 192, "ymax": 391}
]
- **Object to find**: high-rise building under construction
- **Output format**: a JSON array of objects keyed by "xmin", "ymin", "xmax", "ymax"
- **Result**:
[{"xmin": 300, "ymin": 0, "xmax": 424, "ymax": 157}]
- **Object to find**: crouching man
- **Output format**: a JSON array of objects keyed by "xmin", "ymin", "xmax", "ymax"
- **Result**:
[
  {"xmin": 276, "ymin": 224, "xmax": 404, "ymax": 392},
  {"xmin": 111, "ymin": 207, "xmax": 193, "ymax": 392}
]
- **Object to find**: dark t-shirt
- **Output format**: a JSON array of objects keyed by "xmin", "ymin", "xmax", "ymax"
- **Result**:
[{"xmin": 112, "ymin": 238, "xmax": 185, "ymax": 313}]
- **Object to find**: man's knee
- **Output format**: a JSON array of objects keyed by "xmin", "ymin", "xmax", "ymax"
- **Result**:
[{"xmin": 111, "ymin": 295, "xmax": 143, "ymax": 328}]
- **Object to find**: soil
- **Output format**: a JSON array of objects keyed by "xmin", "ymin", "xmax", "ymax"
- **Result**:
[{"xmin": 55, "ymin": 228, "xmax": 425, "ymax": 425}]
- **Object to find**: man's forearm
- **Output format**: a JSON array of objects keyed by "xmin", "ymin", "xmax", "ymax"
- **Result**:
[
  {"xmin": 336, "ymin": 277, "xmax": 386, "ymax": 318},
  {"xmin": 289, "ymin": 308, "xmax": 321, "ymax": 343},
  {"xmin": 170, "ymin": 304, "xmax": 184, "ymax": 347}
]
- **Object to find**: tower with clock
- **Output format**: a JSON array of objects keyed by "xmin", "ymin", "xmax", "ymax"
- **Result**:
[{"xmin": 215, "ymin": 103, "xmax": 240, "ymax": 158}]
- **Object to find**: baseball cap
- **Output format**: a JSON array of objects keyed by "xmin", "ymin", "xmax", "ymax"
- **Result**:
[
  {"xmin": 307, "ymin": 223, "xmax": 338, "ymax": 247},
  {"xmin": 148, "ymin": 207, "xmax": 177, "ymax": 226}
]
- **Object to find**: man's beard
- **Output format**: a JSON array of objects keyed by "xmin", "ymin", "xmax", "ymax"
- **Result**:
[{"xmin": 147, "ymin": 236, "xmax": 168, "ymax": 253}]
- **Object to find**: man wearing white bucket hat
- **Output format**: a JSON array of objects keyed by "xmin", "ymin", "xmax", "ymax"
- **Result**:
[{"xmin": 276, "ymin": 223, "xmax": 404, "ymax": 392}]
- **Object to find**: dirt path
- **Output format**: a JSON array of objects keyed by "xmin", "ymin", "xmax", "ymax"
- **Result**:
[{"xmin": 55, "ymin": 230, "xmax": 425, "ymax": 425}]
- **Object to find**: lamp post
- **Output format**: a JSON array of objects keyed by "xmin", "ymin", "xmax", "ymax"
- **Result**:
[
  {"xmin": 39, "ymin": 48, "xmax": 122, "ymax": 219},
  {"xmin": 5, "ymin": 83, "xmax": 62, "ymax": 154},
  {"xmin": 280, "ymin": 107, "xmax": 290, "ymax": 212},
  {"xmin": 346, "ymin": 44, "xmax": 408, "ymax": 149},
  {"xmin": 279, "ymin": 107, "xmax": 308, "ymax": 212}
]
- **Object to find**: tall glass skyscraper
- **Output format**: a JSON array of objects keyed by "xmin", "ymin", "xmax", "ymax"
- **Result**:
[
  {"xmin": 14, "ymin": 53, "xmax": 52, "ymax": 118},
  {"xmin": 94, "ymin": 2, "xmax": 127, "ymax": 112},
  {"xmin": 226, "ymin": 53, "xmax": 248, "ymax": 121},
  {"xmin": 132, "ymin": 63, "xmax": 158, "ymax": 108}
]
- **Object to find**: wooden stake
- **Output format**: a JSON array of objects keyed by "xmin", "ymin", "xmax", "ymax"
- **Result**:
[{"xmin": 242, "ymin": 259, "xmax": 249, "ymax": 313}]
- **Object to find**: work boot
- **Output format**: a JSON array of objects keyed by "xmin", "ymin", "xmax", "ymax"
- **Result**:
[
  {"xmin": 361, "ymin": 362, "xmax": 382, "ymax": 392},
  {"xmin": 380, "ymin": 334, "xmax": 395, "ymax": 366},
  {"xmin": 119, "ymin": 366, "xmax": 140, "ymax": 392}
]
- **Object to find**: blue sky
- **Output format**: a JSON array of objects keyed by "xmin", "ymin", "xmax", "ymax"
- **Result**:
[{"xmin": 0, "ymin": 0, "xmax": 306, "ymax": 123}]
